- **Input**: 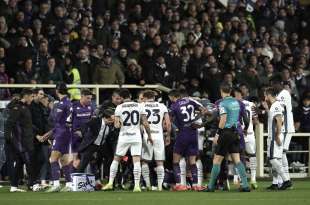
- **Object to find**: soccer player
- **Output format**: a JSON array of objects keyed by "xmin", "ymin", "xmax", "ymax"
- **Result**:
[
  {"xmin": 264, "ymin": 87, "xmax": 292, "ymax": 190},
  {"xmin": 205, "ymin": 83, "xmax": 250, "ymax": 192},
  {"xmin": 234, "ymin": 88, "xmax": 259, "ymax": 189},
  {"xmin": 46, "ymin": 83, "xmax": 73, "ymax": 192},
  {"xmin": 102, "ymin": 89, "xmax": 152, "ymax": 192},
  {"xmin": 272, "ymin": 78, "xmax": 295, "ymax": 187},
  {"xmin": 71, "ymin": 89, "xmax": 94, "ymax": 169},
  {"xmin": 168, "ymin": 89, "xmax": 206, "ymax": 191},
  {"xmin": 141, "ymin": 90, "xmax": 171, "ymax": 191}
]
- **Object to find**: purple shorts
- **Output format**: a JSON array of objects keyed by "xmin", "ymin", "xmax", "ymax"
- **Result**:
[
  {"xmin": 52, "ymin": 128, "xmax": 71, "ymax": 154},
  {"xmin": 71, "ymin": 133, "xmax": 82, "ymax": 153},
  {"xmin": 173, "ymin": 129, "xmax": 198, "ymax": 157}
]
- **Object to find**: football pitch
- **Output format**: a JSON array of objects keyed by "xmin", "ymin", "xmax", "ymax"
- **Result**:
[{"xmin": 0, "ymin": 181, "xmax": 309, "ymax": 205}]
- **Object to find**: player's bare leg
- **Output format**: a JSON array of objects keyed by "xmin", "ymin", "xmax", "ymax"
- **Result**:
[
  {"xmin": 102, "ymin": 156, "xmax": 121, "ymax": 191},
  {"xmin": 132, "ymin": 155, "xmax": 142, "ymax": 192},
  {"xmin": 231, "ymin": 153, "xmax": 250, "ymax": 192}
]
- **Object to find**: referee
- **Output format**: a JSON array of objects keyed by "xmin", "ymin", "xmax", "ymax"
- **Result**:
[{"xmin": 204, "ymin": 83, "xmax": 250, "ymax": 192}]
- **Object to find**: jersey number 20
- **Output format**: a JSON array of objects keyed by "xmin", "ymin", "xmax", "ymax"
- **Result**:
[{"xmin": 122, "ymin": 110, "xmax": 139, "ymax": 126}]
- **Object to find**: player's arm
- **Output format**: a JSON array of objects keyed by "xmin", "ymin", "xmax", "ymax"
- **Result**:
[
  {"xmin": 252, "ymin": 104, "xmax": 259, "ymax": 125},
  {"xmin": 141, "ymin": 114, "xmax": 153, "ymax": 144},
  {"xmin": 274, "ymin": 114, "xmax": 283, "ymax": 146},
  {"xmin": 163, "ymin": 112, "xmax": 171, "ymax": 145},
  {"xmin": 114, "ymin": 116, "xmax": 121, "ymax": 128}
]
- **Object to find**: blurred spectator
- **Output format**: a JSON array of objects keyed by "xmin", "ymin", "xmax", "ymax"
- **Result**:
[
  {"xmin": 93, "ymin": 50, "xmax": 124, "ymax": 85},
  {"xmin": 124, "ymin": 58, "xmax": 144, "ymax": 85},
  {"xmin": 15, "ymin": 58, "xmax": 38, "ymax": 84},
  {"xmin": 0, "ymin": 61, "xmax": 10, "ymax": 100},
  {"xmin": 294, "ymin": 93, "xmax": 310, "ymax": 132},
  {"xmin": 40, "ymin": 57, "xmax": 63, "ymax": 84}
]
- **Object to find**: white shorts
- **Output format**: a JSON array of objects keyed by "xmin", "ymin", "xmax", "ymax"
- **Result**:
[
  {"xmin": 142, "ymin": 135, "xmax": 165, "ymax": 161},
  {"xmin": 115, "ymin": 141, "xmax": 142, "ymax": 157},
  {"xmin": 267, "ymin": 134, "xmax": 284, "ymax": 159},
  {"xmin": 244, "ymin": 133, "xmax": 256, "ymax": 155},
  {"xmin": 283, "ymin": 132, "xmax": 293, "ymax": 151}
]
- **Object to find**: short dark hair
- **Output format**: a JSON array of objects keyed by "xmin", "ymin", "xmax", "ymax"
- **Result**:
[
  {"xmin": 265, "ymin": 87, "xmax": 278, "ymax": 97},
  {"xmin": 21, "ymin": 88, "xmax": 33, "ymax": 98},
  {"xmin": 179, "ymin": 89, "xmax": 188, "ymax": 97},
  {"xmin": 81, "ymin": 89, "xmax": 92, "ymax": 96},
  {"xmin": 168, "ymin": 89, "xmax": 181, "ymax": 98},
  {"xmin": 112, "ymin": 89, "xmax": 122, "ymax": 96},
  {"xmin": 143, "ymin": 90, "xmax": 156, "ymax": 99},
  {"xmin": 101, "ymin": 109, "xmax": 114, "ymax": 118},
  {"xmin": 220, "ymin": 83, "xmax": 232, "ymax": 94},
  {"xmin": 119, "ymin": 89, "xmax": 131, "ymax": 99},
  {"xmin": 56, "ymin": 82, "xmax": 67, "ymax": 95},
  {"xmin": 233, "ymin": 87, "xmax": 242, "ymax": 94}
]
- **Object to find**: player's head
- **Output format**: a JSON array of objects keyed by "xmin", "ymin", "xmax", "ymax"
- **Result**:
[
  {"xmin": 119, "ymin": 89, "xmax": 131, "ymax": 101},
  {"xmin": 101, "ymin": 108, "xmax": 115, "ymax": 125},
  {"xmin": 265, "ymin": 87, "xmax": 277, "ymax": 103},
  {"xmin": 270, "ymin": 76, "xmax": 283, "ymax": 93},
  {"xmin": 179, "ymin": 89, "xmax": 189, "ymax": 98},
  {"xmin": 56, "ymin": 82, "xmax": 68, "ymax": 96},
  {"xmin": 137, "ymin": 90, "xmax": 145, "ymax": 103},
  {"xmin": 143, "ymin": 90, "xmax": 156, "ymax": 101},
  {"xmin": 168, "ymin": 89, "xmax": 181, "ymax": 102},
  {"xmin": 21, "ymin": 88, "xmax": 34, "ymax": 105},
  {"xmin": 111, "ymin": 89, "xmax": 122, "ymax": 105},
  {"xmin": 219, "ymin": 82, "xmax": 232, "ymax": 97},
  {"xmin": 233, "ymin": 87, "xmax": 243, "ymax": 100},
  {"xmin": 80, "ymin": 89, "xmax": 93, "ymax": 106}
]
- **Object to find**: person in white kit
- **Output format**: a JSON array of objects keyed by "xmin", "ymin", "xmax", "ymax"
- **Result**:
[
  {"xmin": 140, "ymin": 90, "xmax": 171, "ymax": 191},
  {"xmin": 234, "ymin": 88, "xmax": 259, "ymax": 189},
  {"xmin": 272, "ymin": 78, "xmax": 294, "ymax": 188},
  {"xmin": 102, "ymin": 89, "xmax": 153, "ymax": 192},
  {"xmin": 264, "ymin": 87, "xmax": 292, "ymax": 190}
]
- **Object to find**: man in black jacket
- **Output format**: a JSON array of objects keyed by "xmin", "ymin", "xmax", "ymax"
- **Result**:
[
  {"xmin": 77, "ymin": 109, "xmax": 115, "ymax": 182},
  {"xmin": 4, "ymin": 89, "xmax": 35, "ymax": 192}
]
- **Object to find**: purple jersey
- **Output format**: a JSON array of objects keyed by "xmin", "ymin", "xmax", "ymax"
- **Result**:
[
  {"xmin": 72, "ymin": 101, "xmax": 94, "ymax": 131},
  {"xmin": 54, "ymin": 96, "xmax": 72, "ymax": 129},
  {"xmin": 170, "ymin": 97, "xmax": 203, "ymax": 130}
]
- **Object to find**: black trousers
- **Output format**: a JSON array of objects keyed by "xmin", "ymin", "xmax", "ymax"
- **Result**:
[
  {"xmin": 77, "ymin": 144, "xmax": 103, "ymax": 180},
  {"xmin": 5, "ymin": 143, "xmax": 35, "ymax": 187}
]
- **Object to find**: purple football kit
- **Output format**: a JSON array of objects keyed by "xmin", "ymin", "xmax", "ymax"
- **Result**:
[
  {"xmin": 52, "ymin": 96, "xmax": 72, "ymax": 154},
  {"xmin": 71, "ymin": 101, "xmax": 94, "ymax": 153},
  {"xmin": 170, "ymin": 98, "xmax": 203, "ymax": 157}
]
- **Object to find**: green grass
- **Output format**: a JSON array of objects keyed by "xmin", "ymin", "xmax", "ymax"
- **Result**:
[{"xmin": 0, "ymin": 181, "xmax": 309, "ymax": 205}]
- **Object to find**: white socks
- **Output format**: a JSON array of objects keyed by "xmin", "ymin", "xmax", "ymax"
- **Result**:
[
  {"xmin": 156, "ymin": 165, "xmax": 165, "ymax": 190},
  {"xmin": 270, "ymin": 158, "xmax": 288, "ymax": 182},
  {"xmin": 141, "ymin": 163, "xmax": 151, "ymax": 188},
  {"xmin": 53, "ymin": 180, "xmax": 60, "ymax": 187},
  {"xmin": 108, "ymin": 160, "xmax": 119, "ymax": 184},
  {"xmin": 179, "ymin": 158, "xmax": 186, "ymax": 186},
  {"xmin": 282, "ymin": 152, "xmax": 290, "ymax": 180},
  {"xmin": 249, "ymin": 156, "xmax": 257, "ymax": 182},
  {"xmin": 133, "ymin": 162, "xmax": 141, "ymax": 187},
  {"xmin": 196, "ymin": 159, "xmax": 203, "ymax": 186}
]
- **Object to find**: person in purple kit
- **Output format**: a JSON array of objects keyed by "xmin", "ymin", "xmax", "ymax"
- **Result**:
[
  {"xmin": 71, "ymin": 89, "xmax": 94, "ymax": 169},
  {"xmin": 168, "ymin": 89, "xmax": 207, "ymax": 191},
  {"xmin": 46, "ymin": 83, "xmax": 73, "ymax": 192}
]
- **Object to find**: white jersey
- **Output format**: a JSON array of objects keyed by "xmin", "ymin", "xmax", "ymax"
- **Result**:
[
  {"xmin": 276, "ymin": 89, "xmax": 295, "ymax": 133},
  {"xmin": 143, "ymin": 101, "xmax": 168, "ymax": 139},
  {"xmin": 268, "ymin": 101, "xmax": 284, "ymax": 139},
  {"xmin": 115, "ymin": 101, "xmax": 145, "ymax": 143},
  {"xmin": 242, "ymin": 100, "xmax": 257, "ymax": 134}
]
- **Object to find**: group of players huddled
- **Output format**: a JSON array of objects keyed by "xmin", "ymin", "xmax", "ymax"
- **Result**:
[{"xmin": 4, "ymin": 79, "xmax": 294, "ymax": 193}]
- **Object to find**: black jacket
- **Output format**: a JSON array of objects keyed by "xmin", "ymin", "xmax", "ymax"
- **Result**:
[
  {"xmin": 4, "ymin": 100, "xmax": 33, "ymax": 152},
  {"xmin": 78, "ymin": 117, "xmax": 114, "ymax": 152}
]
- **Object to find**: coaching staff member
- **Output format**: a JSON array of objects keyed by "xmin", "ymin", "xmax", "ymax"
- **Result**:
[
  {"xmin": 204, "ymin": 83, "xmax": 250, "ymax": 192},
  {"xmin": 5, "ymin": 89, "xmax": 35, "ymax": 192},
  {"xmin": 77, "ymin": 109, "xmax": 115, "ymax": 179}
]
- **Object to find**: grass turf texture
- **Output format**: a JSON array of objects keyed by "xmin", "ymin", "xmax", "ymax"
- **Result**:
[{"xmin": 0, "ymin": 181, "xmax": 309, "ymax": 205}]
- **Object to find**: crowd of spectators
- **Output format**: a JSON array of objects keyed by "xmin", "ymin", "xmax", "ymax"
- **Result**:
[{"xmin": 0, "ymin": 0, "xmax": 309, "ymax": 129}]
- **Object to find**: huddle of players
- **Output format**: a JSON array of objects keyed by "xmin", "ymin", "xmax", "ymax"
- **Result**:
[{"xmin": 9, "ymin": 78, "xmax": 293, "ymax": 192}]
